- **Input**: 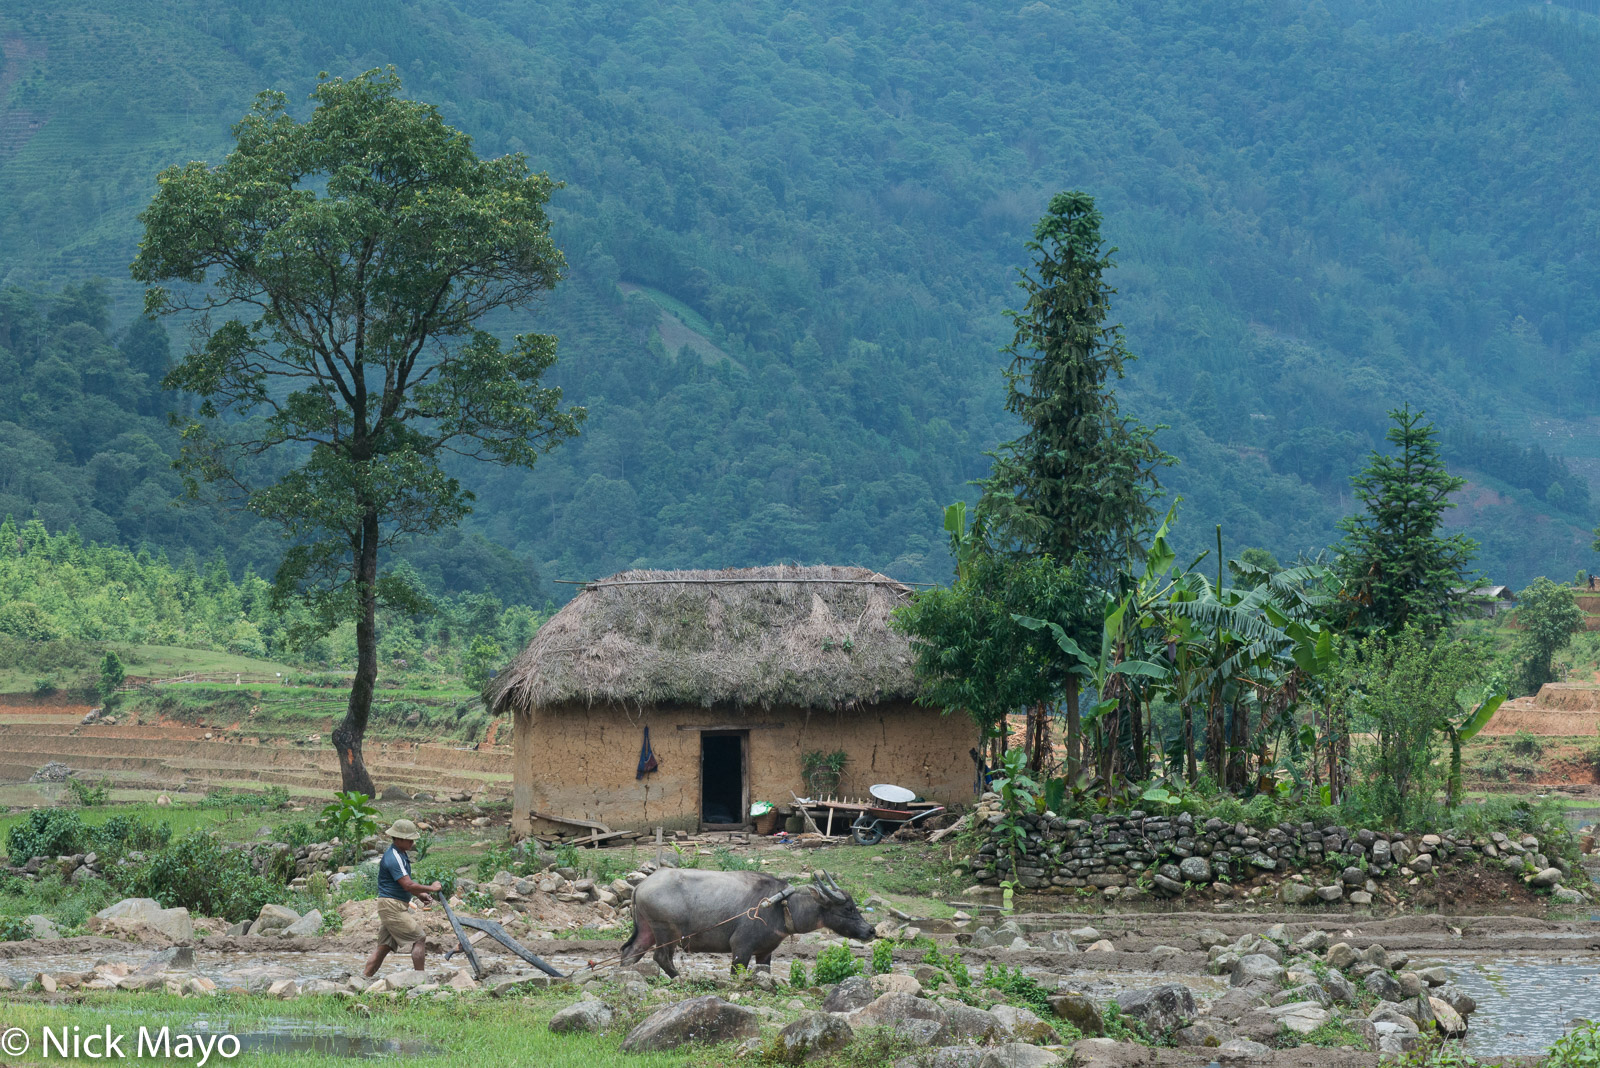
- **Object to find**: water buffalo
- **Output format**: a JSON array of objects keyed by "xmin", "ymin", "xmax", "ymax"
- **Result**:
[{"xmin": 620, "ymin": 868, "xmax": 874, "ymax": 976}]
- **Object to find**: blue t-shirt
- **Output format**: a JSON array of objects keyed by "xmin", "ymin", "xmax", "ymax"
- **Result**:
[{"xmin": 378, "ymin": 845, "xmax": 413, "ymax": 903}]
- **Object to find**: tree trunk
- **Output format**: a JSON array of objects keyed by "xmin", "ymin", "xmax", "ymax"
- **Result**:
[
  {"xmin": 1183, "ymin": 703, "xmax": 1198, "ymax": 782},
  {"xmin": 334, "ymin": 508, "xmax": 380, "ymax": 797},
  {"xmin": 1226, "ymin": 701, "xmax": 1249, "ymax": 792},
  {"xmin": 1065, "ymin": 677, "xmax": 1081, "ymax": 781},
  {"xmin": 1031, "ymin": 702, "xmax": 1051, "ymax": 774},
  {"xmin": 1206, "ymin": 693, "xmax": 1225, "ymax": 787}
]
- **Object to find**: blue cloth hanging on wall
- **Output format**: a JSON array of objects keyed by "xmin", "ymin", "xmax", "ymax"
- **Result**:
[{"xmin": 636, "ymin": 726, "xmax": 659, "ymax": 779}]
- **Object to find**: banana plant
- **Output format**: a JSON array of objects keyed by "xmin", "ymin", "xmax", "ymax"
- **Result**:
[{"xmin": 1439, "ymin": 695, "xmax": 1506, "ymax": 807}]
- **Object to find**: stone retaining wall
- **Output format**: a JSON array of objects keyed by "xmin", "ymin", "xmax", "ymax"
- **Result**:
[{"xmin": 968, "ymin": 794, "xmax": 1582, "ymax": 902}]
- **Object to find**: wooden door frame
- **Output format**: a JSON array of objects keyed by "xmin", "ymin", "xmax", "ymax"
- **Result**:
[{"xmin": 698, "ymin": 729, "xmax": 751, "ymax": 831}]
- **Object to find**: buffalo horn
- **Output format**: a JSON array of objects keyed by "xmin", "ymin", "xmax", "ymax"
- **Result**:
[{"xmin": 817, "ymin": 870, "xmax": 847, "ymax": 903}]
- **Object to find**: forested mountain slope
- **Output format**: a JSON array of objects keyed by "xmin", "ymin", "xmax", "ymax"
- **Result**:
[{"xmin": 1, "ymin": 0, "xmax": 1597, "ymax": 590}]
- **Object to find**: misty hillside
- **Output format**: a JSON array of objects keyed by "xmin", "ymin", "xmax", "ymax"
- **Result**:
[{"xmin": 2, "ymin": 0, "xmax": 1598, "ymax": 590}]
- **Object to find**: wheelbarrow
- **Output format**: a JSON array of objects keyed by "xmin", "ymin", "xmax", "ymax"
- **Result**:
[{"xmin": 849, "ymin": 783, "xmax": 945, "ymax": 845}]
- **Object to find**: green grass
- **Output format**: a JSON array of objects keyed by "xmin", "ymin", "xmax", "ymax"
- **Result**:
[
  {"xmin": 802, "ymin": 841, "xmax": 967, "ymax": 916},
  {"xmin": 0, "ymin": 986, "xmax": 915, "ymax": 1066}
]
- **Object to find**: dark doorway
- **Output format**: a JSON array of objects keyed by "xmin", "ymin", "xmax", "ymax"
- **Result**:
[{"xmin": 700, "ymin": 732, "xmax": 746, "ymax": 826}]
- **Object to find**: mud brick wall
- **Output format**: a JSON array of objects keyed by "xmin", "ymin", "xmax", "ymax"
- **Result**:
[
  {"xmin": 512, "ymin": 700, "xmax": 978, "ymax": 835},
  {"xmin": 970, "ymin": 803, "xmax": 1564, "ymax": 895}
]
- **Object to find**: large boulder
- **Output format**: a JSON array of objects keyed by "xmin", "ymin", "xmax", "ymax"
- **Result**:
[
  {"xmin": 253, "ymin": 903, "xmax": 301, "ymax": 935},
  {"xmin": 282, "ymin": 910, "xmax": 322, "ymax": 938},
  {"xmin": 91, "ymin": 898, "xmax": 193, "ymax": 942},
  {"xmin": 847, "ymin": 993, "xmax": 949, "ymax": 1045},
  {"xmin": 1279, "ymin": 882, "xmax": 1317, "ymax": 905},
  {"xmin": 892, "ymin": 1050, "xmax": 985, "ymax": 1068},
  {"xmin": 822, "ymin": 976, "xmax": 877, "ymax": 1013},
  {"xmin": 1434, "ymin": 984, "xmax": 1476, "ymax": 1017},
  {"xmin": 1207, "ymin": 988, "xmax": 1269, "ymax": 1023},
  {"xmin": 25, "ymin": 915, "xmax": 61, "ymax": 940},
  {"xmin": 977, "ymin": 1044, "xmax": 1062, "ymax": 1068},
  {"xmin": 991, "ymin": 1005, "xmax": 1059, "ymax": 1044},
  {"xmin": 621, "ymin": 996, "xmax": 760, "ymax": 1052},
  {"xmin": 1324, "ymin": 942, "xmax": 1358, "ymax": 969},
  {"xmin": 1231, "ymin": 954, "xmax": 1285, "ymax": 990},
  {"xmin": 1179, "ymin": 857, "xmax": 1213, "ymax": 883},
  {"xmin": 1363, "ymin": 971, "xmax": 1402, "ymax": 1002},
  {"xmin": 549, "ymin": 998, "xmax": 614, "ymax": 1034},
  {"xmin": 1174, "ymin": 1021, "xmax": 1233, "ymax": 1047},
  {"xmin": 1429, "ymin": 998, "xmax": 1467, "ymax": 1037},
  {"xmin": 1260, "ymin": 1002, "xmax": 1331, "ymax": 1034},
  {"xmin": 938, "ymin": 1002, "xmax": 1002, "ymax": 1043},
  {"xmin": 1048, "ymin": 993, "xmax": 1104, "ymax": 1035},
  {"xmin": 776, "ymin": 1013, "xmax": 853, "ymax": 1061},
  {"xmin": 1115, "ymin": 984, "xmax": 1197, "ymax": 1034}
]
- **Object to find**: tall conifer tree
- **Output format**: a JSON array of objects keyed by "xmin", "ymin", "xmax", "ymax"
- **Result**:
[{"xmin": 978, "ymin": 191, "xmax": 1171, "ymax": 774}]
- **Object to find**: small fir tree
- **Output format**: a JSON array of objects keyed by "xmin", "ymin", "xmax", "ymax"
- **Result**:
[{"xmin": 1335, "ymin": 406, "xmax": 1476, "ymax": 637}]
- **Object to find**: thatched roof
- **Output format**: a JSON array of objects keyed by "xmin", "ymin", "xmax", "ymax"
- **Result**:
[{"xmin": 488, "ymin": 565, "xmax": 921, "ymax": 712}]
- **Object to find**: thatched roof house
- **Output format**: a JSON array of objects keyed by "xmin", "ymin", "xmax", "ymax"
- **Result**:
[{"xmin": 491, "ymin": 565, "xmax": 977, "ymax": 834}]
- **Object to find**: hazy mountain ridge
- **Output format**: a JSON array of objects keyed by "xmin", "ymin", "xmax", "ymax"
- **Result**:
[{"xmin": 1, "ymin": 0, "xmax": 1596, "ymax": 592}]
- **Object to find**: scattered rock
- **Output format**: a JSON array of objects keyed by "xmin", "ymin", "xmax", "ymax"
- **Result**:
[
  {"xmin": 777, "ymin": 1012, "xmax": 853, "ymax": 1061},
  {"xmin": 822, "ymin": 976, "xmax": 877, "ymax": 1013},
  {"xmin": 25, "ymin": 914, "xmax": 61, "ymax": 940},
  {"xmin": 1084, "ymin": 939, "xmax": 1115, "ymax": 953},
  {"xmin": 91, "ymin": 898, "xmax": 194, "ymax": 941},
  {"xmin": 990, "ymin": 1004, "xmax": 1059, "ymax": 1044},
  {"xmin": 1364, "ymin": 971, "xmax": 1402, "ymax": 1002},
  {"xmin": 1231, "ymin": 954, "xmax": 1285, "ymax": 990},
  {"xmin": 1429, "ymin": 998, "xmax": 1467, "ymax": 1037},
  {"xmin": 1324, "ymin": 942, "xmax": 1358, "ymax": 969},
  {"xmin": 1261, "ymin": 1001, "xmax": 1330, "ymax": 1034},
  {"xmin": 939, "ymin": 1002, "xmax": 1001, "ymax": 1043},
  {"xmin": 621, "ymin": 995, "xmax": 761, "ymax": 1052},
  {"xmin": 549, "ymin": 998, "xmax": 615, "ymax": 1033},
  {"xmin": 871, "ymin": 973, "xmax": 923, "ymax": 997},
  {"xmin": 1279, "ymin": 882, "xmax": 1317, "ymax": 905},
  {"xmin": 1048, "ymin": 993, "xmax": 1104, "ymax": 1035},
  {"xmin": 1434, "ymin": 984, "xmax": 1476, "ymax": 1017},
  {"xmin": 253, "ymin": 903, "xmax": 301, "ymax": 935},
  {"xmin": 1116, "ymin": 983, "xmax": 1196, "ymax": 1034},
  {"xmin": 1529, "ymin": 868, "xmax": 1563, "ymax": 889},
  {"xmin": 1207, "ymin": 988, "xmax": 1269, "ymax": 1023},
  {"xmin": 1215, "ymin": 1038, "xmax": 1271, "ymax": 1062},
  {"xmin": 282, "ymin": 910, "xmax": 323, "ymax": 938},
  {"xmin": 1174, "ymin": 1020, "xmax": 1233, "ymax": 1047},
  {"xmin": 977, "ymin": 1043, "xmax": 1062, "ymax": 1068}
]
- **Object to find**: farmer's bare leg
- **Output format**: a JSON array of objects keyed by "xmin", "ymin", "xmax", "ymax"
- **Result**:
[
  {"xmin": 364, "ymin": 944, "xmax": 392, "ymax": 977},
  {"xmin": 410, "ymin": 939, "xmax": 427, "ymax": 970}
]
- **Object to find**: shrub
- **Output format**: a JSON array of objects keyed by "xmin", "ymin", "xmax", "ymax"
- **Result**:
[
  {"xmin": 979, "ymin": 962, "xmax": 1053, "ymax": 1016},
  {"xmin": 870, "ymin": 939, "xmax": 894, "ymax": 975},
  {"xmin": 1510, "ymin": 730, "xmax": 1544, "ymax": 758},
  {"xmin": 87, "ymin": 815, "xmax": 170, "ymax": 858},
  {"xmin": 5, "ymin": 809, "xmax": 86, "ymax": 863},
  {"xmin": 1547, "ymin": 1021, "xmax": 1600, "ymax": 1068},
  {"xmin": 0, "ymin": 916, "xmax": 32, "ymax": 941},
  {"xmin": 65, "ymin": 776, "xmax": 110, "ymax": 806},
  {"xmin": 128, "ymin": 831, "xmax": 286, "ymax": 922},
  {"xmin": 789, "ymin": 959, "xmax": 808, "ymax": 988},
  {"xmin": 419, "ymin": 865, "xmax": 457, "ymax": 898},
  {"xmin": 318, "ymin": 791, "xmax": 379, "ymax": 842},
  {"xmin": 921, "ymin": 942, "xmax": 970, "ymax": 988},
  {"xmin": 813, "ymin": 943, "xmax": 861, "ymax": 985}
]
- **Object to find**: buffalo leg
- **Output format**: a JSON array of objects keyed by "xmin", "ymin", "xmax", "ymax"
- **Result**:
[
  {"xmin": 652, "ymin": 944, "xmax": 679, "ymax": 978},
  {"xmin": 754, "ymin": 950, "xmax": 773, "ymax": 974},
  {"xmin": 728, "ymin": 927, "xmax": 765, "ymax": 973}
]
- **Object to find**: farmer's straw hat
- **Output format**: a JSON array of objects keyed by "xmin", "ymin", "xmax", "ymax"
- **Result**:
[{"xmin": 385, "ymin": 819, "xmax": 421, "ymax": 839}]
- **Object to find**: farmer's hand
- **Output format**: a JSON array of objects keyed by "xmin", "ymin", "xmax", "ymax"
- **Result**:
[
  {"xmin": 415, "ymin": 892, "xmax": 433, "ymax": 906},
  {"xmin": 429, "ymin": 881, "xmax": 443, "ymax": 893}
]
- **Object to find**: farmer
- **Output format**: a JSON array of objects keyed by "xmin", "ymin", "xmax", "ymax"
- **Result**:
[{"xmin": 363, "ymin": 818, "xmax": 443, "ymax": 977}]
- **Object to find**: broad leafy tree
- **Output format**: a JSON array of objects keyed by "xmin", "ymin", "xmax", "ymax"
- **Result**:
[
  {"xmin": 132, "ymin": 70, "xmax": 583, "ymax": 793},
  {"xmin": 977, "ymin": 190, "xmax": 1171, "ymax": 771},
  {"xmin": 1334, "ymin": 406, "xmax": 1475, "ymax": 637},
  {"xmin": 1512, "ymin": 576, "xmax": 1583, "ymax": 697}
]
